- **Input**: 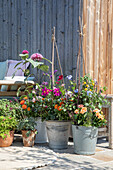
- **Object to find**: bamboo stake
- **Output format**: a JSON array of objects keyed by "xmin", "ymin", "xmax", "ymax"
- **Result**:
[
  {"xmin": 55, "ymin": 40, "xmax": 64, "ymax": 84},
  {"xmin": 52, "ymin": 27, "xmax": 55, "ymax": 87}
]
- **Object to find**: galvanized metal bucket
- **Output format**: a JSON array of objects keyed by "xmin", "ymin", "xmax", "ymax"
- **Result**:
[
  {"xmin": 35, "ymin": 117, "xmax": 48, "ymax": 143},
  {"xmin": 72, "ymin": 125, "xmax": 98, "ymax": 155},
  {"xmin": 46, "ymin": 120, "xmax": 70, "ymax": 149}
]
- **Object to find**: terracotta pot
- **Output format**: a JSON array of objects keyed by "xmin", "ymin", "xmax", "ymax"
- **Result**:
[
  {"xmin": 0, "ymin": 131, "xmax": 14, "ymax": 147},
  {"xmin": 22, "ymin": 130, "xmax": 36, "ymax": 147}
]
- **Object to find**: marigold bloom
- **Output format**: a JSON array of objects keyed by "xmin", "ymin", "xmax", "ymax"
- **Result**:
[
  {"xmin": 78, "ymin": 104, "xmax": 84, "ymax": 108},
  {"xmin": 22, "ymin": 104, "xmax": 27, "ymax": 109},
  {"xmin": 24, "ymin": 96, "xmax": 28, "ymax": 100},
  {"xmin": 86, "ymin": 85, "xmax": 89, "ymax": 87},
  {"xmin": 58, "ymin": 106, "xmax": 62, "ymax": 111},
  {"xmin": 84, "ymin": 82, "xmax": 86, "ymax": 84},
  {"xmin": 54, "ymin": 104, "xmax": 58, "ymax": 109},
  {"xmin": 27, "ymin": 107, "xmax": 31, "ymax": 111},
  {"xmin": 80, "ymin": 107, "xmax": 87, "ymax": 114},
  {"xmin": 92, "ymin": 83, "xmax": 95, "ymax": 86},
  {"xmin": 84, "ymin": 88, "xmax": 88, "ymax": 91},
  {"xmin": 89, "ymin": 89, "xmax": 92, "ymax": 91},
  {"xmin": 74, "ymin": 109, "xmax": 79, "ymax": 114},
  {"xmin": 20, "ymin": 100, "xmax": 25, "ymax": 105},
  {"xmin": 60, "ymin": 102, "xmax": 64, "ymax": 105}
]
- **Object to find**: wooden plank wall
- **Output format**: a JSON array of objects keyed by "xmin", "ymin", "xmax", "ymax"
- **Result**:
[
  {"xmin": 0, "ymin": 0, "xmax": 81, "ymax": 82},
  {"xmin": 83, "ymin": 0, "xmax": 113, "ymax": 94}
]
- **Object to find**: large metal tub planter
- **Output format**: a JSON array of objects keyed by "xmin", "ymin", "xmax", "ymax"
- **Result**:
[
  {"xmin": 35, "ymin": 117, "xmax": 48, "ymax": 144},
  {"xmin": 46, "ymin": 120, "xmax": 70, "ymax": 149},
  {"xmin": 72, "ymin": 125, "xmax": 98, "ymax": 155}
]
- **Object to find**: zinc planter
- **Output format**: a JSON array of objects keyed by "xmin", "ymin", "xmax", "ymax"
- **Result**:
[
  {"xmin": 35, "ymin": 117, "xmax": 48, "ymax": 143},
  {"xmin": 72, "ymin": 125, "xmax": 98, "ymax": 155},
  {"xmin": 46, "ymin": 120, "xmax": 70, "ymax": 149},
  {"xmin": 22, "ymin": 130, "xmax": 36, "ymax": 147},
  {"xmin": 0, "ymin": 131, "xmax": 14, "ymax": 147}
]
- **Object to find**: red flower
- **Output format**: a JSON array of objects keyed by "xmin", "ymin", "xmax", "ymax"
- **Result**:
[
  {"xmin": 56, "ymin": 82, "xmax": 59, "ymax": 84},
  {"xmin": 58, "ymin": 75, "xmax": 63, "ymax": 81}
]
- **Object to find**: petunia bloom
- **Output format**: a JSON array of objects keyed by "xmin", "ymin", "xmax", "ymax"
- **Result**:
[
  {"xmin": 66, "ymin": 75, "xmax": 72, "ymax": 80},
  {"xmin": 31, "ymin": 53, "xmax": 43, "ymax": 61},
  {"xmin": 53, "ymin": 88, "xmax": 61, "ymax": 96},
  {"xmin": 22, "ymin": 50, "xmax": 29, "ymax": 54},
  {"xmin": 58, "ymin": 75, "xmax": 63, "ymax": 81}
]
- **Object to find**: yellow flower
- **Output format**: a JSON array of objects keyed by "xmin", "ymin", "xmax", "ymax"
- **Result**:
[
  {"xmin": 84, "ymin": 82, "xmax": 86, "ymax": 84},
  {"xmin": 92, "ymin": 83, "xmax": 95, "ymax": 86},
  {"xmin": 84, "ymin": 88, "xmax": 87, "ymax": 91},
  {"xmin": 86, "ymin": 85, "xmax": 89, "ymax": 87},
  {"xmin": 89, "ymin": 89, "xmax": 92, "ymax": 91}
]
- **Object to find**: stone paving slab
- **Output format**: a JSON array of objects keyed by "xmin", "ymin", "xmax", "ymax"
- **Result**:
[
  {"xmin": 1, "ymin": 136, "xmax": 113, "ymax": 170},
  {"xmin": 0, "ymin": 142, "xmax": 57, "ymax": 170}
]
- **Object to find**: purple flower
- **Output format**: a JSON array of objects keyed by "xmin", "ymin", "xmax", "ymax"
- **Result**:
[
  {"xmin": 53, "ymin": 88, "xmax": 61, "ymax": 96},
  {"xmin": 74, "ymin": 89, "xmax": 78, "ymax": 93},
  {"xmin": 22, "ymin": 50, "xmax": 29, "ymax": 54},
  {"xmin": 42, "ymin": 82, "xmax": 48, "ymax": 86},
  {"xmin": 41, "ymin": 87, "xmax": 50, "ymax": 97},
  {"xmin": 87, "ymin": 91, "xmax": 93, "ymax": 96},
  {"xmin": 66, "ymin": 75, "xmax": 72, "ymax": 80},
  {"xmin": 50, "ymin": 75, "xmax": 52, "ymax": 78},
  {"xmin": 54, "ymin": 70, "xmax": 58, "ymax": 74},
  {"xmin": 31, "ymin": 53, "xmax": 43, "ymax": 61}
]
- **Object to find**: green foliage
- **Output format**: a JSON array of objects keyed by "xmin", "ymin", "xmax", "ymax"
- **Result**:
[
  {"xmin": 18, "ymin": 117, "xmax": 36, "ymax": 131},
  {"xmin": 0, "ymin": 115, "xmax": 18, "ymax": 139}
]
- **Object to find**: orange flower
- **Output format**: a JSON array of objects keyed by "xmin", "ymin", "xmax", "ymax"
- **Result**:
[
  {"xmin": 42, "ymin": 98, "xmax": 45, "ymax": 100},
  {"xmin": 22, "ymin": 104, "xmax": 27, "ymax": 109},
  {"xmin": 27, "ymin": 107, "xmax": 31, "ymax": 111},
  {"xmin": 96, "ymin": 112, "xmax": 100, "ymax": 117},
  {"xmin": 93, "ymin": 108, "xmax": 100, "ymax": 113},
  {"xmin": 61, "ymin": 98, "xmax": 66, "ymax": 101},
  {"xmin": 20, "ymin": 100, "xmax": 25, "ymax": 105},
  {"xmin": 98, "ymin": 114, "xmax": 104, "ymax": 120},
  {"xmin": 80, "ymin": 107, "xmax": 87, "ymax": 114},
  {"xmin": 60, "ymin": 102, "xmax": 64, "ymax": 106},
  {"xmin": 54, "ymin": 104, "xmax": 58, "ymax": 109},
  {"xmin": 24, "ymin": 96, "xmax": 28, "ymax": 100},
  {"xmin": 58, "ymin": 106, "xmax": 62, "ymax": 111},
  {"xmin": 74, "ymin": 109, "xmax": 79, "ymax": 114}
]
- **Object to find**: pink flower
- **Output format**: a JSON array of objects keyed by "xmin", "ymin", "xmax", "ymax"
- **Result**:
[
  {"xmin": 61, "ymin": 84, "xmax": 65, "ymax": 87},
  {"xmin": 9, "ymin": 117, "xmax": 11, "ymax": 119},
  {"xmin": 3, "ymin": 119, "xmax": 5, "ymax": 121},
  {"xmin": 41, "ymin": 87, "xmax": 50, "ymax": 97},
  {"xmin": 22, "ymin": 50, "xmax": 29, "ymax": 54},
  {"xmin": 31, "ymin": 53, "xmax": 43, "ymax": 61},
  {"xmin": 78, "ymin": 104, "xmax": 84, "ymax": 108},
  {"xmin": 32, "ymin": 97, "xmax": 36, "ymax": 103},
  {"xmin": 53, "ymin": 88, "xmax": 61, "ymax": 96},
  {"xmin": 4, "ymin": 134, "xmax": 7, "ymax": 136},
  {"xmin": 56, "ymin": 82, "xmax": 59, "ymax": 84}
]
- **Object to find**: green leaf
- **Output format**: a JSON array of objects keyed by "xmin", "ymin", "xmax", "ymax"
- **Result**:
[
  {"xmin": 27, "ymin": 58, "xmax": 44, "ymax": 68},
  {"xmin": 43, "ymin": 57, "xmax": 52, "ymax": 64},
  {"xmin": 19, "ymin": 54, "xmax": 29, "ymax": 60},
  {"xmin": 38, "ymin": 64, "xmax": 49, "ymax": 72}
]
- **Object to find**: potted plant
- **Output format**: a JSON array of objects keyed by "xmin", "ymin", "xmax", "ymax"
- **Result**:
[
  {"xmin": 62, "ymin": 75, "xmax": 108, "ymax": 155},
  {"xmin": 0, "ymin": 99, "xmax": 19, "ymax": 147},
  {"xmin": 18, "ymin": 117, "xmax": 37, "ymax": 147},
  {"xmin": 37, "ymin": 72, "xmax": 71, "ymax": 149}
]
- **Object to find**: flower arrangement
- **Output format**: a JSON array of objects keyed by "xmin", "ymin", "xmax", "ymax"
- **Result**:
[
  {"xmin": 36, "ymin": 71, "xmax": 70, "ymax": 121},
  {"xmin": 62, "ymin": 74, "xmax": 108, "ymax": 127}
]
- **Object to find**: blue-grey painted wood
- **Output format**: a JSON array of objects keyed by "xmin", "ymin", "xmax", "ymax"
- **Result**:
[{"xmin": 0, "ymin": 0, "xmax": 81, "ymax": 82}]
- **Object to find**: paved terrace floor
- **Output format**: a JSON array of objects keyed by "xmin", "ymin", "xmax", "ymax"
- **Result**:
[{"xmin": 0, "ymin": 135, "xmax": 113, "ymax": 170}]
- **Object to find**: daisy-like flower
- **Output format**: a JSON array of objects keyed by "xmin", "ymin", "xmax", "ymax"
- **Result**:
[
  {"xmin": 66, "ymin": 75, "xmax": 72, "ymax": 80},
  {"xmin": 41, "ymin": 87, "xmax": 50, "ymax": 97},
  {"xmin": 53, "ymin": 88, "xmax": 61, "ymax": 96}
]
